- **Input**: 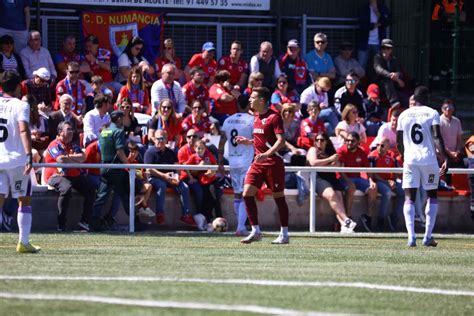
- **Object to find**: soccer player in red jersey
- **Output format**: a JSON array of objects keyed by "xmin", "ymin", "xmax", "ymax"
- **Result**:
[{"xmin": 236, "ymin": 87, "xmax": 290, "ymax": 244}]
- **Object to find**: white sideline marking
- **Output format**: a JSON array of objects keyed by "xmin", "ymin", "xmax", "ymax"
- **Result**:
[
  {"xmin": 1, "ymin": 275, "xmax": 473, "ymax": 297},
  {"xmin": 0, "ymin": 292, "xmax": 340, "ymax": 316}
]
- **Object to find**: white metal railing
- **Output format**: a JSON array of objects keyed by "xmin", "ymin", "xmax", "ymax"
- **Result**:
[{"xmin": 33, "ymin": 163, "xmax": 473, "ymax": 233}]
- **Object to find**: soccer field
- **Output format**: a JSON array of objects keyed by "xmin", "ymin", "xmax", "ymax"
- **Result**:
[{"xmin": 0, "ymin": 232, "xmax": 473, "ymax": 315}]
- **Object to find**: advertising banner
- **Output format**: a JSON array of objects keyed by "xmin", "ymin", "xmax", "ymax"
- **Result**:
[
  {"xmin": 81, "ymin": 10, "xmax": 164, "ymax": 64},
  {"xmin": 43, "ymin": 0, "xmax": 270, "ymax": 11}
]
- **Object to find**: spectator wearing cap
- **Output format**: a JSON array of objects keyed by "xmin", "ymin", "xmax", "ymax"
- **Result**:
[
  {"xmin": 185, "ymin": 42, "xmax": 217, "ymax": 87},
  {"xmin": 54, "ymin": 35, "xmax": 86, "ymax": 82},
  {"xmin": 304, "ymin": 33, "xmax": 336, "ymax": 81},
  {"xmin": 0, "ymin": 35, "xmax": 26, "ymax": 79},
  {"xmin": 20, "ymin": 31, "xmax": 57, "ymax": 82},
  {"xmin": 218, "ymin": 40, "xmax": 249, "ymax": 88},
  {"xmin": 279, "ymin": 39, "xmax": 310, "ymax": 94},
  {"xmin": 44, "ymin": 120, "xmax": 96, "ymax": 232},
  {"xmin": 91, "ymin": 110, "xmax": 142, "ymax": 231},
  {"xmin": 334, "ymin": 42, "xmax": 365, "ymax": 86},
  {"xmin": 357, "ymin": 0, "xmax": 391, "ymax": 70},
  {"xmin": 150, "ymin": 63, "xmax": 186, "ymax": 116},
  {"xmin": 82, "ymin": 35, "xmax": 119, "ymax": 94},
  {"xmin": 83, "ymin": 93, "xmax": 112, "ymax": 147},
  {"xmin": 440, "ymin": 99, "xmax": 464, "ymax": 186},
  {"xmin": 333, "ymin": 72, "xmax": 365, "ymax": 119},
  {"xmin": 250, "ymin": 41, "xmax": 282, "ymax": 90},
  {"xmin": 363, "ymin": 83, "xmax": 384, "ymax": 136},
  {"xmin": 373, "ymin": 38, "xmax": 405, "ymax": 105},
  {"xmin": 116, "ymin": 36, "xmax": 154, "ymax": 85},
  {"xmin": 300, "ymin": 77, "xmax": 339, "ymax": 135},
  {"xmin": 0, "ymin": 0, "xmax": 30, "ymax": 53},
  {"xmin": 21, "ymin": 67, "xmax": 53, "ymax": 113}
]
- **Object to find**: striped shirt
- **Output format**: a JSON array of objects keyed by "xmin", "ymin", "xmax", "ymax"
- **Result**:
[
  {"xmin": 150, "ymin": 79, "xmax": 186, "ymax": 115},
  {"xmin": 1, "ymin": 52, "xmax": 19, "ymax": 73}
]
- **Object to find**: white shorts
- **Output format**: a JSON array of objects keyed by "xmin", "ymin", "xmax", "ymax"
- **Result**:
[
  {"xmin": 230, "ymin": 166, "xmax": 250, "ymax": 194},
  {"xmin": 402, "ymin": 164, "xmax": 439, "ymax": 190},
  {"xmin": 0, "ymin": 166, "xmax": 32, "ymax": 198}
]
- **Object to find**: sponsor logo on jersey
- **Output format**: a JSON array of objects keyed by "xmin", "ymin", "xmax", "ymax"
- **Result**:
[{"xmin": 254, "ymin": 128, "xmax": 264, "ymax": 134}]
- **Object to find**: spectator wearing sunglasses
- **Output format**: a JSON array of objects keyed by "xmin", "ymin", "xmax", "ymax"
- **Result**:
[
  {"xmin": 20, "ymin": 67, "xmax": 53, "ymax": 112},
  {"xmin": 279, "ymin": 39, "xmax": 310, "ymax": 94},
  {"xmin": 270, "ymin": 74, "xmax": 300, "ymax": 113},
  {"xmin": 116, "ymin": 36, "xmax": 154, "ymax": 85},
  {"xmin": 300, "ymin": 77, "xmax": 338, "ymax": 135},
  {"xmin": 337, "ymin": 132, "xmax": 377, "ymax": 231},
  {"xmin": 54, "ymin": 61, "xmax": 88, "ymax": 117},
  {"xmin": 155, "ymin": 38, "xmax": 183, "ymax": 81},
  {"xmin": 181, "ymin": 99, "xmax": 212, "ymax": 138},
  {"xmin": 304, "ymin": 33, "xmax": 336, "ymax": 82},
  {"xmin": 334, "ymin": 42, "xmax": 365, "ymax": 86},
  {"xmin": 334, "ymin": 72, "xmax": 365, "ymax": 119}
]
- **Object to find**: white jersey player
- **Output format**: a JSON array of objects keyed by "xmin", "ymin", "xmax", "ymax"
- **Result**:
[
  {"xmin": 218, "ymin": 102, "xmax": 254, "ymax": 235},
  {"xmin": 0, "ymin": 71, "xmax": 39, "ymax": 253},
  {"xmin": 396, "ymin": 86, "xmax": 448, "ymax": 248}
]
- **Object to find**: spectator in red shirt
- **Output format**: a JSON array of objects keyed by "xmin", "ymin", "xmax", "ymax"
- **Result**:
[
  {"xmin": 297, "ymin": 101, "xmax": 326, "ymax": 150},
  {"xmin": 209, "ymin": 70, "xmax": 241, "ymax": 126},
  {"xmin": 368, "ymin": 137, "xmax": 404, "ymax": 231},
  {"xmin": 181, "ymin": 66, "xmax": 209, "ymax": 111},
  {"xmin": 279, "ymin": 39, "xmax": 310, "ymax": 94},
  {"xmin": 116, "ymin": 66, "xmax": 151, "ymax": 114},
  {"xmin": 147, "ymin": 98, "xmax": 182, "ymax": 150},
  {"xmin": 84, "ymin": 139, "xmax": 101, "ymax": 189},
  {"xmin": 44, "ymin": 121, "xmax": 96, "ymax": 231},
  {"xmin": 184, "ymin": 41, "xmax": 217, "ymax": 87},
  {"xmin": 337, "ymin": 131, "xmax": 377, "ymax": 231},
  {"xmin": 54, "ymin": 61, "xmax": 88, "ymax": 117},
  {"xmin": 186, "ymin": 139, "xmax": 222, "ymax": 222},
  {"xmin": 54, "ymin": 35, "xmax": 86, "ymax": 81},
  {"xmin": 82, "ymin": 35, "xmax": 119, "ymax": 94},
  {"xmin": 154, "ymin": 38, "xmax": 183, "ymax": 81},
  {"xmin": 181, "ymin": 99, "xmax": 212, "ymax": 138},
  {"xmin": 218, "ymin": 40, "xmax": 248, "ymax": 88}
]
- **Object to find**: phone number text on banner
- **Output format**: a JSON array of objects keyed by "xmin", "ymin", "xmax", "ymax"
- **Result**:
[{"xmin": 41, "ymin": 0, "xmax": 270, "ymax": 11}]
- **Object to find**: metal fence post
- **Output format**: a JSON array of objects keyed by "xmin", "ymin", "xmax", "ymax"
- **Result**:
[
  {"xmin": 309, "ymin": 170, "xmax": 316, "ymax": 233},
  {"xmin": 129, "ymin": 168, "xmax": 136, "ymax": 233}
]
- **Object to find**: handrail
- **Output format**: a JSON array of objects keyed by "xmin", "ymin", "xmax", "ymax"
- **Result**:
[{"xmin": 33, "ymin": 162, "xmax": 473, "ymax": 233}]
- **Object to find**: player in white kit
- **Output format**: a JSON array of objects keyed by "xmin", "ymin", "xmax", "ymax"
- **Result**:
[
  {"xmin": 0, "ymin": 71, "xmax": 39, "ymax": 253},
  {"xmin": 218, "ymin": 98, "xmax": 254, "ymax": 236},
  {"xmin": 396, "ymin": 86, "xmax": 448, "ymax": 247}
]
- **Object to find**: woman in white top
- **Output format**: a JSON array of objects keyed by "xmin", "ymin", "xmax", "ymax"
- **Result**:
[
  {"xmin": 335, "ymin": 103, "xmax": 367, "ymax": 148},
  {"xmin": 116, "ymin": 36, "xmax": 154, "ymax": 84}
]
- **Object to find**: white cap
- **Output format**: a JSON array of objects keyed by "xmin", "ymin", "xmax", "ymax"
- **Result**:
[{"xmin": 32, "ymin": 67, "xmax": 51, "ymax": 80}]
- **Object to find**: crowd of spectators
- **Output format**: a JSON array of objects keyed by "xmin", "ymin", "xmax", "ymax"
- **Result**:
[{"xmin": 1, "ymin": 1, "xmax": 470, "ymax": 232}]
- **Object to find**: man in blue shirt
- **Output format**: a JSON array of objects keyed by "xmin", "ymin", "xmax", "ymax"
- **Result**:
[
  {"xmin": 0, "ymin": 0, "xmax": 31, "ymax": 53},
  {"xmin": 304, "ymin": 33, "xmax": 336, "ymax": 82}
]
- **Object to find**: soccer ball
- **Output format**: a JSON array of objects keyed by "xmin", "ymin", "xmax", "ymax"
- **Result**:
[{"xmin": 212, "ymin": 217, "xmax": 228, "ymax": 232}]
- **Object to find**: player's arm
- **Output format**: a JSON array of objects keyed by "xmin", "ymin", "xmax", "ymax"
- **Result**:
[
  {"xmin": 432, "ymin": 124, "xmax": 448, "ymax": 176},
  {"xmin": 396, "ymin": 130, "xmax": 404, "ymax": 162},
  {"xmin": 18, "ymin": 120, "xmax": 33, "ymax": 176},
  {"xmin": 217, "ymin": 131, "xmax": 227, "ymax": 165},
  {"xmin": 255, "ymin": 133, "xmax": 285, "ymax": 163}
]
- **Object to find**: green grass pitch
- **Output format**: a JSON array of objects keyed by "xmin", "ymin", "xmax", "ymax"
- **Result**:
[{"xmin": 0, "ymin": 232, "xmax": 473, "ymax": 315}]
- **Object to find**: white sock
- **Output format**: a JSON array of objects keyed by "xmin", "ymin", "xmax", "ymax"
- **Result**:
[
  {"xmin": 403, "ymin": 200, "xmax": 416, "ymax": 241},
  {"xmin": 238, "ymin": 200, "xmax": 248, "ymax": 231},
  {"xmin": 280, "ymin": 226, "xmax": 288, "ymax": 237},
  {"xmin": 251, "ymin": 225, "xmax": 261, "ymax": 234},
  {"xmin": 424, "ymin": 198, "xmax": 438, "ymax": 241},
  {"xmin": 18, "ymin": 206, "xmax": 32, "ymax": 245}
]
